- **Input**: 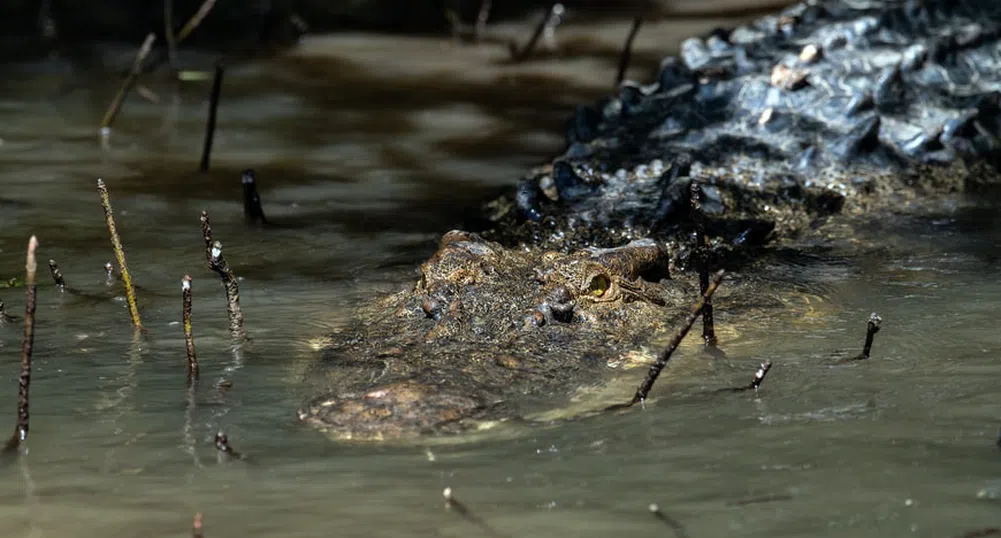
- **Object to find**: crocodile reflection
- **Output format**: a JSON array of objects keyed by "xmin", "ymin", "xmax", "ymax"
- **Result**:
[{"xmin": 297, "ymin": 231, "xmax": 693, "ymax": 441}]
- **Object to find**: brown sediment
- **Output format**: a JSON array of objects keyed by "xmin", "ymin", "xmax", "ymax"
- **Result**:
[
  {"xmin": 615, "ymin": 16, "xmax": 643, "ymax": 87},
  {"xmin": 611, "ymin": 269, "xmax": 725, "ymax": 409},
  {"xmin": 511, "ymin": 2, "xmax": 562, "ymax": 61},
  {"xmin": 182, "ymin": 275, "xmax": 199, "ymax": 384},
  {"xmin": 199, "ymin": 63, "xmax": 225, "ymax": 173},
  {"xmin": 690, "ymin": 181, "xmax": 717, "ymax": 346},
  {"xmin": 200, "ymin": 212, "xmax": 245, "ymax": 338},
  {"xmin": 47, "ymin": 259, "xmax": 65, "ymax": 290},
  {"xmin": 97, "ymin": 179, "xmax": 143, "ymax": 331},
  {"xmin": 5, "ymin": 236, "xmax": 38, "ymax": 454},
  {"xmin": 99, "ymin": 33, "xmax": 157, "ymax": 132}
]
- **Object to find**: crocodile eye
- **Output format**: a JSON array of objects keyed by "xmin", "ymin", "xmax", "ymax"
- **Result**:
[{"xmin": 585, "ymin": 273, "xmax": 611, "ymax": 297}]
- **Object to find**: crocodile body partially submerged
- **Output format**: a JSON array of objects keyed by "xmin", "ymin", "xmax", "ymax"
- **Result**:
[{"xmin": 299, "ymin": 0, "xmax": 1001, "ymax": 441}]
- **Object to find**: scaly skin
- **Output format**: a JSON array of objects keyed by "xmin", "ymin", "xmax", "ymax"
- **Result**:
[{"xmin": 302, "ymin": 0, "xmax": 1001, "ymax": 441}]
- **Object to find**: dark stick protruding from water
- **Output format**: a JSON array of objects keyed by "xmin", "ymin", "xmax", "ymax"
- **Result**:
[
  {"xmin": 0, "ymin": 299, "xmax": 13, "ymax": 325},
  {"xmin": 615, "ymin": 16, "xmax": 643, "ymax": 87},
  {"xmin": 719, "ymin": 362, "xmax": 773, "ymax": 393},
  {"xmin": 98, "ymin": 179, "xmax": 142, "ymax": 330},
  {"xmin": 215, "ymin": 432, "xmax": 242, "ymax": 462},
  {"xmin": 690, "ymin": 181, "xmax": 717, "ymax": 346},
  {"xmin": 649, "ymin": 504, "xmax": 690, "ymax": 538},
  {"xmin": 5, "ymin": 236, "xmax": 38, "ymax": 453},
  {"xmin": 48, "ymin": 259, "xmax": 65, "ymax": 290},
  {"xmin": 100, "ymin": 33, "xmax": 157, "ymax": 133},
  {"xmin": 182, "ymin": 275, "xmax": 199, "ymax": 384},
  {"xmin": 192, "ymin": 512, "xmax": 204, "ymax": 538},
  {"xmin": 212, "ymin": 240, "xmax": 244, "ymax": 338},
  {"xmin": 843, "ymin": 312, "xmax": 882, "ymax": 362},
  {"xmin": 199, "ymin": 63, "xmax": 225, "ymax": 173},
  {"xmin": 200, "ymin": 212, "xmax": 245, "ymax": 338},
  {"xmin": 615, "ymin": 270, "xmax": 725, "ymax": 408},
  {"xmin": 104, "ymin": 261, "xmax": 115, "ymax": 285},
  {"xmin": 474, "ymin": 0, "xmax": 493, "ymax": 42},
  {"xmin": 511, "ymin": 3, "xmax": 563, "ymax": 61},
  {"xmin": 241, "ymin": 169, "xmax": 267, "ymax": 225}
]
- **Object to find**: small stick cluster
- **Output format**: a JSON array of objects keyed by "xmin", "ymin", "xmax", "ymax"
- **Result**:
[{"xmin": 610, "ymin": 270, "xmax": 725, "ymax": 409}]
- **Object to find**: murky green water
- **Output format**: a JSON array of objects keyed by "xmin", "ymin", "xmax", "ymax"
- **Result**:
[{"xmin": 0, "ymin": 22, "xmax": 999, "ymax": 538}]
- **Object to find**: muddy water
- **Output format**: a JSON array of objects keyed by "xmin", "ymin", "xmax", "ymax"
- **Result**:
[{"xmin": 0, "ymin": 18, "xmax": 999, "ymax": 538}]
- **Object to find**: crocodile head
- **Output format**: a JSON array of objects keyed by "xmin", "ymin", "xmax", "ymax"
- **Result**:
[{"xmin": 297, "ymin": 230, "xmax": 693, "ymax": 441}]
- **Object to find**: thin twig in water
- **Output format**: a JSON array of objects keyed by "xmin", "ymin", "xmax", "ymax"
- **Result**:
[
  {"xmin": 718, "ymin": 362, "xmax": 772, "ymax": 393},
  {"xmin": 474, "ymin": 0, "xmax": 492, "ymax": 42},
  {"xmin": 648, "ymin": 504, "xmax": 690, "ymax": 538},
  {"xmin": 182, "ymin": 275, "xmax": 199, "ymax": 384},
  {"xmin": 176, "ymin": 0, "xmax": 218, "ymax": 42},
  {"xmin": 615, "ymin": 16, "xmax": 643, "ymax": 87},
  {"xmin": 215, "ymin": 431, "xmax": 243, "ymax": 462},
  {"xmin": 98, "ymin": 179, "xmax": 143, "ymax": 331},
  {"xmin": 164, "ymin": 0, "xmax": 179, "ymax": 74},
  {"xmin": 840, "ymin": 312, "xmax": 882, "ymax": 363},
  {"xmin": 611, "ymin": 270, "xmax": 725, "ymax": 409},
  {"xmin": 48, "ymin": 259, "xmax": 65, "ymax": 290},
  {"xmin": 192, "ymin": 512, "xmax": 204, "ymax": 538},
  {"xmin": 241, "ymin": 169, "xmax": 267, "ymax": 225},
  {"xmin": 511, "ymin": 3, "xmax": 563, "ymax": 61},
  {"xmin": 0, "ymin": 299, "xmax": 14, "ymax": 325},
  {"xmin": 104, "ymin": 261, "xmax": 115, "ymax": 286},
  {"xmin": 199, "ymin": 63, "xmax": 225, "ymax": 173},
  {"xmin": 100, "ymin": 33, "xmax": 157, "ymax": 133},
  {"xmin": 5, "ymin": 236, "xmax": 38, "ymax": 454},
  {"xmin": 200, "ymin": 212, "xmax": 245, "ymax": 338},
  {"xmin": 690, "ymin": 181, "xmax": 716, "ymax": 346},
  {"xmin": 443, "ymin": 487, "xmax": 505, "ymax": 538}
]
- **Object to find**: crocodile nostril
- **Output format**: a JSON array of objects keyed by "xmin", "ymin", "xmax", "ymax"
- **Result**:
[{"xmin": 546, "ymin": 285, "xmax": 575, "ymax": 323}]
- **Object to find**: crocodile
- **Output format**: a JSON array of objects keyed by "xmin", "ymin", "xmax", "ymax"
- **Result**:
[{"xmin": 299, "ymin": 0, "xmax": 1001, "ymax": 441}]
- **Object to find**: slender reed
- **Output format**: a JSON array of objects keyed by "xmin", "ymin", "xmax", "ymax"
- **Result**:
[
  {"xmin": 100, "ymin": 33, "xmax": 157, "ymax": 132},
  {"xmin": 241, "ymin": 169, "xmax": 267, "ymax": 225},
  {"xmin": 474, "ymin": 0, "xmax": 492, "ymax": 42},
  {"xmin": 718, "ymin": 361, "xmax": 773, "ymax": 393},
  {"xmin": 690, "ymin": 181, "xmax": 716, "ymax": 346},
  {"xmin": 612, "ymin": 270, "xmax": 725, "ymax": 409},
  {"xmin": 176, "ymin": 0, "xmax": 218, "ymax": 42},
  {"xmin": 182, "ymin": 275, "xmax": 199, "ymax": 383},
  {"xmin": 443, "ymin": 487, "xmax": 503, "ymax": 537},
  {"xmin": 5, "ymin": 236, "xmax": 38, "ymax": 453},
  {"xmin": 840, "ymin": 312, "xmax": 882, "ymax": 363},
  {"xmin": 164, "ymin": 0, "xmax": 179, "ymax": 75},
  {"xmin": 199, "ymin": 63, "xmax": 225, "ymax": 172},
  {"xmin": 648, "ymin": 504, "xmax": 690, "ymax": 538},
  {"xmin": 192, "ymin": 513, "xmax": 204, "ymax": 538},
  {"xmin": 98, "ymin": 179, "xmax": 143, "ymax": 330},
  {"xmin": 47, "ymin": 259, "xmax": 65, "ymax": 290},
  {"xmin": 615, "ymin": 16, "xmax": 643, "ymax": 87},
  {"xmin": 215, "ymin": 432, "xmax": 243, "ymax": 462},
  {"xmin": 511, "ymin": 3, "xmax": 562, "ymax": 61},
  {"xmin": 200, "ymin": 211, "xmax": 245, "ymax": 338}
]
